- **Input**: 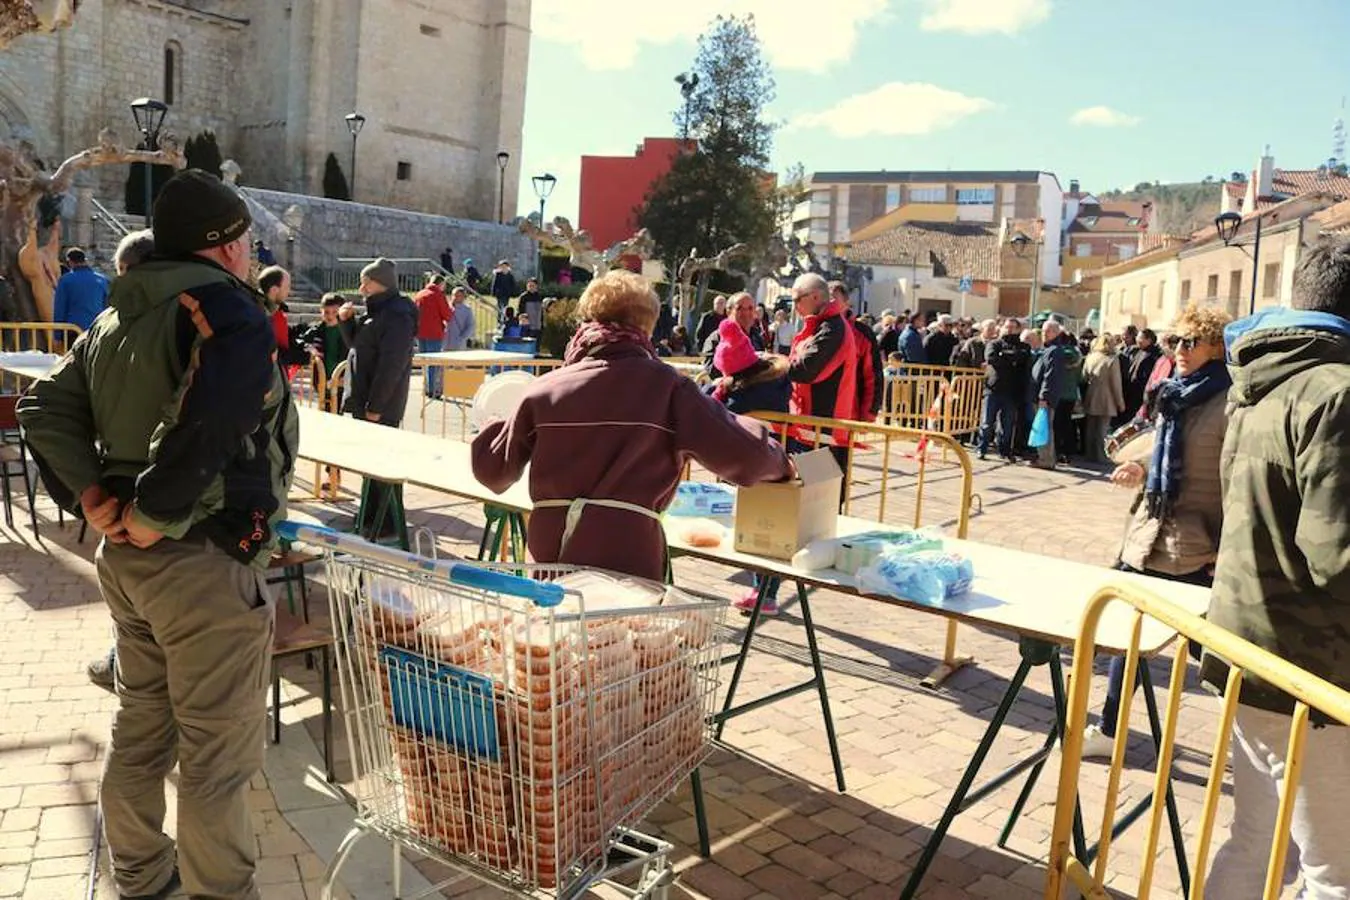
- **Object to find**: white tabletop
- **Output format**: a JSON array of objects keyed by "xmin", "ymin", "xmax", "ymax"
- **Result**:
[
  {"xmin": 0, "ymin": 352, "xmax": 60, "ymax": 382},
  {"xmin": 296, "ymin": 407, "xmax": 533, "ymax": 511},
  {"xmin": 665, "ymin": 515, "xmax": 1210, "ymax": 654},
  {"xmin": 414, "ymin": 350, "xmax": 537, "ymax": 365}
]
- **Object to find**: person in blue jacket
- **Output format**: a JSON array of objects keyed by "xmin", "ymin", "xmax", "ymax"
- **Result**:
[{"xmin": 52, "ymin": 247, "xmax": 109, "ymax": 332}]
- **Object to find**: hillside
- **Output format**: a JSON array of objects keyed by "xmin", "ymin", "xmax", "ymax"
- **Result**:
[{"xmin": 1099, "ymin": 180, "xmax": 1224, "ymax": 237}]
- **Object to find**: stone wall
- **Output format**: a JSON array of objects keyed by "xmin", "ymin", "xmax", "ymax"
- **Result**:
[{"xmin": 244, "ymin": 186, "xmax": 537, "ymax": 279}]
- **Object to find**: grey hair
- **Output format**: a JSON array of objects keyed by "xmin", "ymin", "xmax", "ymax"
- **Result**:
[
  {"xmin": 113, "ymin": 229, "xmax": 155, "ymax": 275},
  {"xmin": 792, "ymin": 273, "xmax": 829, "ymax": 296}
]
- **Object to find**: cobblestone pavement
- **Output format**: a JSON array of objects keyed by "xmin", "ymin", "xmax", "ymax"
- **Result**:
[{"xmin": 0, "ymin": 402, "xmax": 1246, "ymax": 899}]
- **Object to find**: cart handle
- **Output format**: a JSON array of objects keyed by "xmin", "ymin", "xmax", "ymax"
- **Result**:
[{"xmin": 276, "ymin": 521, "xmax": 565, "ymax": 607}]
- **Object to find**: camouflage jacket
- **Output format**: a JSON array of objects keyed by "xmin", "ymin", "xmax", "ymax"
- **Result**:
[{"xmin": 1200, "ymin": 309, "xmax": 1350, "ymax": 718}]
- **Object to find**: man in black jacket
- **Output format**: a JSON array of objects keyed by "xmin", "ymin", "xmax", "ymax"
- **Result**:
[
  {"xmin": 702, "ymin": 292, "xmax": 764, "ymax": 377},
  {"xmin": 339, "ymin": 257, "xmax": 417, "ymax": 540},
  {"xmin": 1117, "ymin": 327, "xmax": 1160, "ymax": 428},
  {"xmin": 978, "ymin": 318, "xmax": 1030, "ymax": 461},
  {"xmin": 923, "ymin": 313, "xmax": 960, "ymax": 368},
  {"xmin": 695, "ymin": 294, "xmax": 728, "ymax": 348}
]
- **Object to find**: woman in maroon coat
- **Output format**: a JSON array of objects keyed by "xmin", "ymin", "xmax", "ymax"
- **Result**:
[{"xmin": 471, "ymin": 271, "xmax": 793, "ymax": 581}]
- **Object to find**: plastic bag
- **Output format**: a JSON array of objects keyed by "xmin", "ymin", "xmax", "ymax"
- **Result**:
[
  {"xmin": 666, "ymin": 482, "xmax": 735, "ymax": 517},
  {"xmin": 856, "ymin": 550, "xmax": 974, "ymax": 607},
  {"xmin": 835, "ymin": 528, "xmax": 944, "ymax": 575},
  {"xmin": 1028, "ymin": 406, "xmax": 1052, "ymax": 449}
]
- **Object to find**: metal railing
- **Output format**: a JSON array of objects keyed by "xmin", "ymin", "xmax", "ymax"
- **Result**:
[
  {"xmin": 746, "ymin": 410, "xmax": 975, "ymax": 684},
  {"xmin": 330, "ymin": 258, "xmax": 499, "ymax": 346},
  {"xmin": 880, "ymin": 363, "xmax": 984, "ymax": 436},
  {"xmin": 1047, "ymin": 584, "xmax": 1350, "ymax": 900},
  {"xmin": 0, "ymin": 322, "xmax": 79, "ymax": 352}
]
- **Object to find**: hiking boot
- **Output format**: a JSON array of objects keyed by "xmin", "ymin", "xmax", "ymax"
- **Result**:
[{"xmin": 87, "ymin": 647, "xmax": 116, "ymax": 694}]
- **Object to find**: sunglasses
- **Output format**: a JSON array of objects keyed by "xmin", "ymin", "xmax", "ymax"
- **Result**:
[{"xmin": 1177, "ymin": 336, "xmax": 1211, "ymax": 350}]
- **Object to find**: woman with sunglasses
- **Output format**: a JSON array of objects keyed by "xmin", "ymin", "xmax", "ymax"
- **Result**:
[{"xmin": 1080, "ymin": 303, "xmax": 1233, "ymax": 759}]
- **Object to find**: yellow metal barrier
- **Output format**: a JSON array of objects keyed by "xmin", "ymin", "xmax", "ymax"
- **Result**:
[
  {"xmin": 747, "ymin": 410, "xmax": 975, "ymax": 685},
  {"xmin": 1047, "ymin": 584, "xmax": 1350, "ymax": 900},
  {"xmin": 0, "ymin": 321, "xmax": 80, "ymax": 353},
  {"xmin": 881, "ymin": 363, "xmax": 984, "ymax": 437}
]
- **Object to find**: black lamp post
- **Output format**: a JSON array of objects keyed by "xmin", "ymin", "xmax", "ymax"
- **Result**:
[
  {"xmin": 1215, "ymin": 210, "xmax": 1263, "ymax": 316},
  {"xmin": 496, "ymin": 151, "xmax": 510, "ymax": 224},
  {"xmin": 130, "ymin": 97, "xmax": 168, "ymax": 225},
  {"xmin": 674, "ymin": 72, "xmax": 699, "ymax": 142},
  {"xmin": 531, "ymin": 173, "xmax": 557, "ymax": 278},
  {"xmin": 1010, "ymin": 231, "xmax": 1041, "ymax": 319},
  {"xmin": 344, "ymin": 112, "xmax": 366, "ymax": 201}
]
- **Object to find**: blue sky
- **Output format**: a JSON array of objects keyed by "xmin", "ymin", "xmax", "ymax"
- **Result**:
[{"xmin": 513, "ymin": 0, "xmax": 1350, "ymax": 222}]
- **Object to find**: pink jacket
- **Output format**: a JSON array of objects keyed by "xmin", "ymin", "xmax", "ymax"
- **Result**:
[{"xmin": 472, "ymin": 343, "xmax": 792, "ymax": 580}]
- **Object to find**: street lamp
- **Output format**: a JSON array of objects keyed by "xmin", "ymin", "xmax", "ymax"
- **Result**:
[
  {"xmin": 496, "ymin": 151, "xmax": 510, "ymax": 224},
  {"xmin": 129, "ymin": 97, "xmax": 168, "ymax": 226},
  {"xmin": 1010, "ymin": 231, "xmax": 1042, "ymax": 319},
  {"xmin": 531, "ymin": 173, "xmax": 557, "ymax": 279},
  {"xmin": 674, "ymin": 72, "xmax": 699, "ymax": 143},
  {"xmin": 1215, "ymin": 210, "xmax": 1263, "ymax": 316},
  {"xmin": 344, "ymin": 112, "xmax": 366, "ymax": 201}
]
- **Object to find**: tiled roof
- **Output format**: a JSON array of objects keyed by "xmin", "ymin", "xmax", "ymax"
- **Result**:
[
  {"xmin": 1186, "ymin": 192, "xmax": 1342, "ymax": 247},
  {"xmin": 1139, "ymin": 233, "xmax": 1189, "ymax": 253},
  {"xmin": 1067, "ymin": 200, "xmax": 1147, "ymax": 234},
  {"xmin": 1228, "ymin": 168, "xmax": 1350, "ymax": 209},
  {"xmin": 849, "ymin": 221, "xmax": 1002, "ymax": 280},
  {"xmin": 1313, "ymin": 198, "xmax": 1350, "ymax": 235}
]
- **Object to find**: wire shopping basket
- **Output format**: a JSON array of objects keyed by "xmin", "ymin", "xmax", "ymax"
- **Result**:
[{"xmin": 279, "ymin": 522, "xmax": 727, "ymax": 900}]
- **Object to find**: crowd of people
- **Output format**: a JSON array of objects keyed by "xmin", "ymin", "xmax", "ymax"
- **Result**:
[{"xmin": 11, "ymin": 159, "xmax": 1350, "ymax": 898}]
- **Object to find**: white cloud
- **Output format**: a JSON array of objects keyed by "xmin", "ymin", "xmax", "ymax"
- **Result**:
[
  {"xmin": 1069, "ymin": 105, "xmax": 1142, "ymax": 127},
  {"xmin": 531, "ymin": 0, "xmax": 891, "ymax": 72},
  {"xmin": 919, "ymin": 0, "xmax": 1050, "ymax": 34},
  {"xmin": 788, "ymin": 82, "xmax": 995, "ymax": 138}
]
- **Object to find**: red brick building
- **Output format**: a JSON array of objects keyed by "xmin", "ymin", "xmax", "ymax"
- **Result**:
[{"xmin": 578, "ymin": 137, "xmax": 687, "ymax": 251}]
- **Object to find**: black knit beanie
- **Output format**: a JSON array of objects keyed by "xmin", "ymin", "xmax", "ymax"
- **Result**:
[{"xmin": 152, "ymin": 169, "xmax": 252, "ymax": 257}]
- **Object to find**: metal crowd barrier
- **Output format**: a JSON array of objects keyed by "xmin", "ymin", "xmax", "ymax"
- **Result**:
[
  {"xmin": 880, "ymin": 363, "xmax": 984, "ymax": 438},
  {"xmin": 0, "ymin": 322, "xmax": 79, "ymax": 393},
  {"xmin": 1047, "ymin": 583, "xmax": 1350, "ymax": 899},
  {"xmin": 746, "ymin": 410, "xmax": 976, "ymax": 686},
  {"xmin": 416, "ymin": 358, "xmax": 564, "ymax": 440}
]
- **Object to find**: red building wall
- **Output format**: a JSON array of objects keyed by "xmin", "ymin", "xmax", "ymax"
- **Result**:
[{"xmin": 579, "ymin": 138, "xmax": 687, "ymax": 251}]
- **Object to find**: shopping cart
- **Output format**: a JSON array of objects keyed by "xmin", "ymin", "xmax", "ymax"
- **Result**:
[{"xmin": 278, "ymin": 522, "xmax": 727, "ymax": 900}]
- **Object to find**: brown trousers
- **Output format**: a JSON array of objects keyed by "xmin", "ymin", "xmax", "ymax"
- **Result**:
[{"xmin": 96, "ymin": 537, "xmax": 275, "ymax": 900}]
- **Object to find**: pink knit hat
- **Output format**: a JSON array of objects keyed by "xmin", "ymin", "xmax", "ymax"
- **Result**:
[{"xmin": 714, "ymin": 318, "xmax": 758, "ymax": 377}]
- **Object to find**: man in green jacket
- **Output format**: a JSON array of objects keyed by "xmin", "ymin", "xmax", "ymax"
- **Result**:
[
  {"xmin": 1202, "ymin": 237, "xmax": 1350, "ymax": 897},
  {"xmin": 17, "ymin": 170, "xmax": 298, "ymax": 900}
]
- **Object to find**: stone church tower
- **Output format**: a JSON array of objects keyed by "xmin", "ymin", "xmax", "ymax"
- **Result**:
[{"xmin": 0, "ymin": 0, "xmax": 530, "ymax": 220}]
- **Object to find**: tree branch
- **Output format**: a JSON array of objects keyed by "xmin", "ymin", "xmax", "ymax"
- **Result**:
[{"xmin": 48, "ymin": 145, "xmax": 186, "ymax": 195}]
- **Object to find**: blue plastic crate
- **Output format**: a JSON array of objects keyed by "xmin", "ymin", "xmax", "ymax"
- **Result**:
[{"xmin": 379, "ymin": 646, "xmax": 501, "ymax": 761}]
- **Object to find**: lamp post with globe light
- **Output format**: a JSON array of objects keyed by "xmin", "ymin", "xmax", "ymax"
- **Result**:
[
  {"xmin": 344, "ymin": 112, "xmax": 366, "ymax": 200},
  {"xmin": 531, "ymin": 173, "xmax": 557, "ymax": 278},
  {"xmin": 496, "ymin": 151, "xmax": 510, "ymax": 224},
  {"xmin": 1215, "ymin": 210, "xmax": 1263, "ymax": 316},
  {"xmin": 130, "ymin": 97, "xmax": 168, "ymax": 225}
]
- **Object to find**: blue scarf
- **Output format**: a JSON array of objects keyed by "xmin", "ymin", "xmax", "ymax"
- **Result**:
[{"xmin": 1145, "ymin": 359, "xmax": 1231, "ymax": 520}]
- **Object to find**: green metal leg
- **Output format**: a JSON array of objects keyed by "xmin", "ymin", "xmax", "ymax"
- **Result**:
[
  {"xmin": 997, "ymin": 652, "xmax": 1087, "ymax": 861},
  {"xmin": 476, "ymin": 509, "xmax": 500, "ymax": 560},
  {"xmin": 900, "ymin": 650, "xmax": 1035, "ymax": 900},
  {"xmin": 796, "ymin": 583, "xmax": 846, "ymax": 792},
  {"xmin": 690, "ymin": 768, "xmax": 711, "ymax": 858},
  {"xmin": 714, "ymin": 578, "xmax": 773, "ymax": 741}
]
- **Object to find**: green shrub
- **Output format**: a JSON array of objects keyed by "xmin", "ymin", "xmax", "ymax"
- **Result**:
[{"xmin": 539, "ymin": 298, "xmax": 580, "ymax": 359}]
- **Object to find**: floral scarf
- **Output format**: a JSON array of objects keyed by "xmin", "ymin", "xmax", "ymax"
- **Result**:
[{"xmin": 563, "ymin": 320, "xmax": 656, "ymax": 366}]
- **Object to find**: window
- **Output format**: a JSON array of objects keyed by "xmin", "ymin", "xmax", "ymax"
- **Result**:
[
  {"xmin": 955, "ymin": 187, "xmax": 995, "ymax": 205},
  {"xmin": 1075, "ymin": 243, "xmax": 1092, "ymax": 257},
  {"xmin": 396, "ymin": 161, "xmax": 412, "ymax": 181},
  {"xmin": 163, "ymin": 41, "xmax": 181, "ymax": 106},
  {"xmin": 419, "ymin": 23, "xmax": 442, "ymax": 36},
  {"xmin": 1263, "ymin": 262, "xmax": 1281, "ymax": 299},
  {"xmin": 885, "ymin": 185, "xmax": 900, "ymax": 211},
  {"xmin": 909, "ymin": 186, "xmax": 945, "ymax": 203},
  {"xmin": 1117, "ymin": 244, "xmax": 1136, "ymax": 261},
  {"xmin": 1207, "ymin": 274, "xmax": 1219, "ymax": 299},
  {"xmin": 1229, "ymin": 270, "xmax": 1243, "ymax": 300},
  {"xmin": 1180, "ymin": 279, "xmax": 1191, "ymax": 302}
]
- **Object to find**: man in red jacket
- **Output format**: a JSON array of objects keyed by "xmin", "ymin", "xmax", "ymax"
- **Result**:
[
  {"xmin": 788, "ymin": 273, "xmax": 858, "ymax": 459},
  {"xmin": 413, "ymin": 274, "xmax": 453, "ymax": 397},
  {"xmin": 830, "ymin": 280, "xmax": 883, "ymax": 422}
]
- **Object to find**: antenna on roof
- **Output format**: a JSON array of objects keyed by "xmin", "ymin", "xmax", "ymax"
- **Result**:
[{"xmin": 1332, "ymin": 97, "xmax": 1346, "ymax": 171}]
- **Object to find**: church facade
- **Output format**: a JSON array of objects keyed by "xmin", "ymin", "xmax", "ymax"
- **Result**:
[{"xmin": 0, "ymin": 0, "xmax": 531, "ymax": 220}]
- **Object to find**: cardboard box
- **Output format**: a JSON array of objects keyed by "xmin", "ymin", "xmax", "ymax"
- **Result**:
[{"xmin": 734, "ymin": 449, "xmax": 842, "ymax": 560}]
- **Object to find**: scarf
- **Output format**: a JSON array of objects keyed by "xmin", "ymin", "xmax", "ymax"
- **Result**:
[
  {"xmin": 563, "ymin": 320, "xmax": 656, "ymax": 366},
  {"xmin": 1144, "ymin": 358, "xmax": 1231, "ymax": 520}
]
